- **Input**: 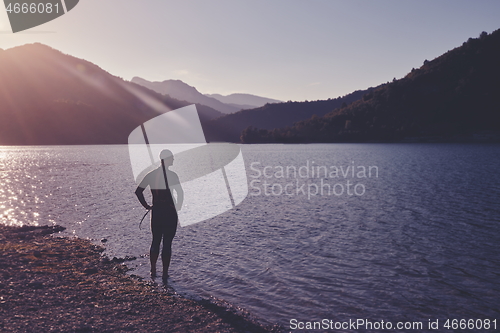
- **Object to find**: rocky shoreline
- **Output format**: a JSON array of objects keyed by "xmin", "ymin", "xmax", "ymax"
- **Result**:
[{"xmin": 0, "ymin": 225, "xmax": 282, "ymax": 332}]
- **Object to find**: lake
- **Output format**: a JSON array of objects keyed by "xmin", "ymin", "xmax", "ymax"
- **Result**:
[{"xmin": 1, "ymin": 144, "xmax": 499, "ymax": 330}]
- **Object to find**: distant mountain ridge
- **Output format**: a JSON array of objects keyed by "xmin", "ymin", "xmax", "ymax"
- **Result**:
[
  {"xmin": 131, "ymin": 77, "xmax": 240, "ymax": 114},
  {"xmin": 131, "ymin": 77, "xmax": 282, "ymax": 114},
  {"xmin": 206, "ymin": 93, "xmax": 282, "ymax": 109}
]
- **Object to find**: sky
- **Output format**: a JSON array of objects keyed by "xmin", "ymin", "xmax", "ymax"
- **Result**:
[{"xmin": 0, "ymin": 0, "xmax": 500, "ymax": 102}]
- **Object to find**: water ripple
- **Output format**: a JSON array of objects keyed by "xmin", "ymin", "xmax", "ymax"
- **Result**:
[{"xmin": 1, "ymin": 144, "xmax": 499, "ymax": 326}]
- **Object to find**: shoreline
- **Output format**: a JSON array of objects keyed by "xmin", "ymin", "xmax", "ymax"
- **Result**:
[{"xmin": 0, "ymin": 224, "xmax": 282, "ymax": 332}]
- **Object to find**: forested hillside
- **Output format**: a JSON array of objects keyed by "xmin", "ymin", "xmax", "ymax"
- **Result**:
[
  {"xmin": 204, "ymin": 87, "xmax": 378, "ymax": 142},
  {"xmin": 241, "ymin": 30, "xmax": 500, "ymax": 143}
]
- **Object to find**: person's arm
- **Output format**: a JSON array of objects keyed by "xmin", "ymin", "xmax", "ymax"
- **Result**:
[
  {"xmin": 171, "ymin": 184, "xmax": 184, "ymax": 211},
  {"xmin": 135, "ymin": 186, "xmax": 152, "ymax": 210}
]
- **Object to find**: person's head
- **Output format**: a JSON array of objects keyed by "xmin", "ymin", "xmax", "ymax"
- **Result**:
[{"xmin": 159, "ymin": 149, "xmax": 174, "ymax": 166}]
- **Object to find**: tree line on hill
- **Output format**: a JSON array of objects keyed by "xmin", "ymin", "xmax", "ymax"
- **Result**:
[
  {"xmin": 240, "ymin": 30, "xmax": 500, "ymax": 143},
  {"xmin": 202, "ymin": 87, "xmax": 378, "ymax": 142}
]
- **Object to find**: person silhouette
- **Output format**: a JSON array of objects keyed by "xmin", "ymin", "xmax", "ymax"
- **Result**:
[{"xmin": 135, "ymin": 149, "xmax": 184, "ymax": 280}]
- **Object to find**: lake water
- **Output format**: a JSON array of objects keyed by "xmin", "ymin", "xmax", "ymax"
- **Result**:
[{"xmin": 1, "ymin": 144, "xmax": 499, "ymax": 330}]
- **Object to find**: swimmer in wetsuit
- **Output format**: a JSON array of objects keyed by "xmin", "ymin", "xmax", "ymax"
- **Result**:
[{"xmin": 135, "ymin": 149, "xmax": 184, "ymax": 280}]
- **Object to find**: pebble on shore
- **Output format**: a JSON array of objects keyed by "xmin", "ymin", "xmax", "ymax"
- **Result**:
[{"xmin": 0, "ymin": 224, "xmax": 281, "ymax": 332}]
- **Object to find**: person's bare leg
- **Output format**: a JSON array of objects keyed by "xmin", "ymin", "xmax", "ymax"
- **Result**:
[{"xmin": 150, "ymin": 250, "xmax": 159, "ymax": 278}]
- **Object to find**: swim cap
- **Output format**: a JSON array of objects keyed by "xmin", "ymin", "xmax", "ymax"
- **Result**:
[{"xmin": 159, "ymin": 149, "xmax": 173, "ymax": 160}]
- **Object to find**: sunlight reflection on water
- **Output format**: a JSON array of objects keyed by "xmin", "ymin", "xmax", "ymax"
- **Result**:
[{"xmin": 0, "ymin": 146, "xmax": 85, "ymax": 226}]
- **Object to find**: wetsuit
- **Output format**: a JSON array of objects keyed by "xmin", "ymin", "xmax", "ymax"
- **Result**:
[{"xmin": 137, "ymin": 166, "xmax": 180, "ymax": 259}]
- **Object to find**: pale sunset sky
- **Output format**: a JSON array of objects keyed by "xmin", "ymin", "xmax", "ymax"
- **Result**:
[{"xmin": 1, "ymin": 0, "xmax": 499, "ymax": 101}]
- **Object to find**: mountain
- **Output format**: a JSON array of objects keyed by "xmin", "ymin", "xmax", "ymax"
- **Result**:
[
  {"xmin": 0, "ymin": 43, "xmax": 222, "ymax": 145},
  {"xmin": 203, "ymin": 87, "xmax": 378, "ymax": 142},
  {"xmin": 240, "ymin": 30, "xmax": 500, "ymax": 143},
  {"xmin": 206, "ymin": 93, "xmax": 282, "ymax": 109},
  {"xmin": 4, "ymin": 29, "xmax": 498, "ymax": 146},
  {"xmin": 131, "ymin": 77, "xmax": 282, "ymax": 113},
  {"xmin": 131, "ymin": 77, "xmax": 240, "ymax": 114}
]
